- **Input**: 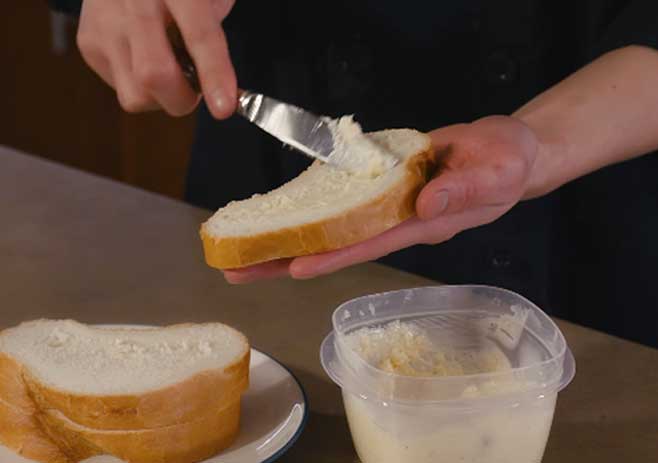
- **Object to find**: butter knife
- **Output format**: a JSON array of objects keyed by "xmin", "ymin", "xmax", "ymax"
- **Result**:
[{"xmin": 167, "ymin": 24, "xmax": 336, "ymax": 164}]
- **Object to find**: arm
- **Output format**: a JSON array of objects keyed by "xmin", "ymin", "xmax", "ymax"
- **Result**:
[
  {"xmin": 518, "ymin": 45, "xmax": 658, "ymax": 199},
  {"xmin": 224, "ymin": 45, "xmax": 658, "ymax": 283}
]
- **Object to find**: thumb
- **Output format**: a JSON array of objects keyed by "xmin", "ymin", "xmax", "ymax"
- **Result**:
[
  {"xmin": 416, "ymin": 164, "xmax": 481, "ymax": 220},
  {"xmin": 416, "ymin": 124, "xmax": 480, "ymax": 220},
  {"xmin": 416, "ymin": 117, "xmax": 535, "ymax": 221}
]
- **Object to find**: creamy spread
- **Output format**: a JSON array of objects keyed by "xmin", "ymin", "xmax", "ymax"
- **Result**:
[
  {"xmin": 344, "ymin": 320, "xmax": 510, "ymax": 378},
  {"xmin": 328, "ymin": 116, "xmax": 397, "ymax": 177},
  {"xmin": 341, "ymin": 321, "xmax": 557, "ymax": 463},
  {"xmin": 344, "ymin": 392, "xmax": 556, "ymax": 463},
  {"xmin": 43, "ymin": 328, "xmax": 216, "ymax": 360}
]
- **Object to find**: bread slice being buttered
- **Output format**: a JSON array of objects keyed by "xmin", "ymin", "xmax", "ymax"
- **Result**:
[
  {"xmin": 200, "ymin": 129, "xmax": 435, "ymax": 269},
  {"xmin": 0, "ymin": 320, "xmax": 250, "ymax": 463}
]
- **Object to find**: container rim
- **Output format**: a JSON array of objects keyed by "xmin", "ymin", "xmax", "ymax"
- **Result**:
[
  {"xmin": 323, "ymin": 285, "xmax": 576, "ymax": 406},
  {"xmin": 321, "ymin": 331, "xmax": 576, "ymax": 408}
]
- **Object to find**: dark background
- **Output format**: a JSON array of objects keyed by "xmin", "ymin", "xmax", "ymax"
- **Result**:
[{"xmin": 0, "ymin": 2, "xmax": 196, "ymax": 199}]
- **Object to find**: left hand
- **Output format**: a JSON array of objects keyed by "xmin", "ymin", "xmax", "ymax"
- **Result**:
[{"xmin": 223, "ymin": 116, "xmax": 540, "ymax": 284}]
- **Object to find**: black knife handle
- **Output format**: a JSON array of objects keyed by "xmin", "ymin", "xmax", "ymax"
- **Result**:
[{"xmin": 166, "ymin": 23, "xmax": 201, "ymax": 94}]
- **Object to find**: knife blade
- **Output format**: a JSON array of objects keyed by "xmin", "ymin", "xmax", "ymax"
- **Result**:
[
  {"xmin": 235, "ymin": 91, "xmax": 335, "ymax": 163},
  {"xmin": 167, "ymin": 24, "xmax": 336, "ymax": 164}
]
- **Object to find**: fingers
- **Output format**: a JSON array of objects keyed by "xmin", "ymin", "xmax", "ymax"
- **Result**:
[
  {"xmin": 77, "ymin": 0, "xmax": 217, "ymax": 116},
  {"xmin": 109, "ymin": 37, "xmax": 159, "ymax": 113},
  {"xmin": 289, "ymin": 218, "xmax": 437, "ymax": 279},
  {"xmin": 290, "ymin": 201, "xmax": 513, "ymax": 280},
  {"xmin": 210, "ymin": 0, "xmax": 235, "ymax": 20},
  {"xmin": 79, "ymin": 45, "xmax": 115, "ymax": 88},
  {"xmin": 76, "ymin": 1, "xmax": 116, "ymax": 88},
  {"xmin": 126, "ymin": 1, "xmax": 200, "ymax": 116},
  {"xmin": 223, "ymin": 259, "xmax": 292, "ymax": 284},
  {"xmin": 224, "ymin": 200, "xmax": 512, "ymax": 283},
  {"xmin": 165, "ymin": 0, "xmax": 237, "ymax": 119}
]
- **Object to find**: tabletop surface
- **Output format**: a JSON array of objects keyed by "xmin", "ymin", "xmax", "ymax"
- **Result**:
[{"xmin": 1, "ymin": 145, "xmax": 657, "ymax": 462}]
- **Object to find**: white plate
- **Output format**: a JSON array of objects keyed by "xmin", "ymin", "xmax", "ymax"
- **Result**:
[{"xmin": 0, "ymin": 326, "xmax": 307, "ymax": 463}]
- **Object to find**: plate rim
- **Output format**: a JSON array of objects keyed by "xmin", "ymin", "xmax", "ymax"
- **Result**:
[
  {"xmin": 93, "ymin": 324, "xmax": 309, "ymax": 463},
  {"xmin": 249, "ymin": 348, "xmax": 309, "ymax": 463}
]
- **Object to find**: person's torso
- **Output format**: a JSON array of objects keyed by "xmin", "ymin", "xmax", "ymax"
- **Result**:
[{"xmin": 186, "ymin": 0, "xmax": 658, "ymax": 347}]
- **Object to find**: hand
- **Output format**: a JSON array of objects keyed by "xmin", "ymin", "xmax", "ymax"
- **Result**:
[
  {"xmin": 77, "ymin": 0, "xmax": 237, "ymax": 118},
  {"xmin": 223, "ymin": 116, "xmax": 540, "ymax": 283}
]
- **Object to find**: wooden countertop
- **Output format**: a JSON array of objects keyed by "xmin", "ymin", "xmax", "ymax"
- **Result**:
[{"xmin": 1, "ymin": 146, "xmax": 656, "ymax": 462}]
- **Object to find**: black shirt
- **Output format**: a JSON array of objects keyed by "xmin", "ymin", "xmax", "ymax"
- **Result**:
[{"xmin": 51, "ymin": 0, "xmax": 658, "ymax": 347}]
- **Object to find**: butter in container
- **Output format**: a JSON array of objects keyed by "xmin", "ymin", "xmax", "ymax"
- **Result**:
[{"xmin": 320, "ymin": 285, "xmax": 575, "ymax": 463}]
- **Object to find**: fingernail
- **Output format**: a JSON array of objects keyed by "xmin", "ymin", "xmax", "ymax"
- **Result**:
[
  {"xmin": 426, "ymin": 190, "xmax": 449, "ymax": 219},
  {"xmin": 211, "ymin": 90, "xmax": 226, "ymax": 114}
]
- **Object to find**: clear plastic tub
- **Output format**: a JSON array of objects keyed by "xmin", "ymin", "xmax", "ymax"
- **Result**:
[{"xmin": 320, "ymin": 285, "xmax": 575, "ymax": 463}]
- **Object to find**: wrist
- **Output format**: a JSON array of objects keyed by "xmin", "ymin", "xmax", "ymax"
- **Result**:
[{"xmin": 512, "ymin": 112, "xmax": 567, "ymax": 200}]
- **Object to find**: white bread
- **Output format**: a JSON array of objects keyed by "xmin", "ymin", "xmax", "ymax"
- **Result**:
[
  {"xmin": 0, "ymin": 397, "xmax": 69, "ymax": 463},
  {"xmin": 0, "ymin": 320, "xmax": 250, "ymax": 463},
  {"xmin": 0, "ymin": 320, "xmax": 249, "ymax": 430},
  {"xmin": 36, "ymin": 403, "xmax": 241, "ymax": 463},
  {"xmin": 0, "ymin": 396, "xmax": 240, "ymax": 463},
  {"xmin": 200, "ymin": 129, "xmax": 436, "ymax": 269}
]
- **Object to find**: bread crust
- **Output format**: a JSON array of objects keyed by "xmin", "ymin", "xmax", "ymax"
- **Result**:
[
  {"xmin": 23, "ymin": 352, "xmax": 249, "ymax": 431},
  {"xmin": 0, "ymin": 321, "xmax": 251, "ymax": 462},
  {"xmin": 0, "ymin": 397, "xmax": 71, "ymax": 463},
  {"xmin": 201, "ymin": 135, "xmax": 436, "ymax": 269},
  {"xmin": 0, "ymin": 322, "xmax": 250, "ymax": 431},
  {"xmin": 0, "ymin": 354, "xmax": 36, "ymax": 411},
  {"xmin": 37, "ymin": 400, "xmax": 241, "ymax": 463}
]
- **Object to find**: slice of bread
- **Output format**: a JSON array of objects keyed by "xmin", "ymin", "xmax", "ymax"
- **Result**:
[
  {"xmin": 0, "ymin": 395, "xmax": 241, "ymax": 463},
  {"xmin": 0, "ymin": 320, "xmax": 250, "ymax": 463},
  {"xmin": 0, "ymin": 320, "xmax": 249, "ymax": 430},
  {"xmin": 0, "ymin": 398, "xmax": 70, "ymax": 463},
  {"xmin": 37, "ymin": 403, "xmax": 241, "ymax": 463},
  {"xmin": 200, "ymin": 129, "xmax": 435, "ymax": 269}
]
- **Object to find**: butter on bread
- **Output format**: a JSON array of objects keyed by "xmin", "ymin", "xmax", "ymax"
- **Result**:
[{"xmin": 200, "ymin": 128, "xmax": 435, "ymax": 269}]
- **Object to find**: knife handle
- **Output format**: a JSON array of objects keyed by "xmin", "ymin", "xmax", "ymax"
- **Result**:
[
  {"xmin": 166, "ymin": 23, "xmax": 245, "ymax": 100},
  {"xmin": 166, "ymin": 23, "xmax": 201, "ymax": 93}
]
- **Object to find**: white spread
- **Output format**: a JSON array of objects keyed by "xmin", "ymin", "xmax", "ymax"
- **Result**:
[
  {"xmin": 341, "ymin": 321, "xmax": 557, "ymax": 463},
  {"xmin": 328, "ymin": 116, "xmax": 397, "ymax": 177},
  {"xmin": 43, "ymin": 328, "xmax": 216, "ymax": 360},
  {"xmin": 344, "ymin": 320, "xmax": 510, "ymax": 377}
]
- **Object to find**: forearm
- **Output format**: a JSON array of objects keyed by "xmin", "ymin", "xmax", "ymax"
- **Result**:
[{"xmin": 515, "ymin": 45, "xmax": 658, "ymax": 199}]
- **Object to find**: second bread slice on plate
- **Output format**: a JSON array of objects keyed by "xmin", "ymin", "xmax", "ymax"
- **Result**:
[
  {"xmin": 0, "ymin": 320, "xmax": 250, "ymax": 431},
  {"xmin": 37, "ymin": 403, "xmax": 241, "ymax": 463}
]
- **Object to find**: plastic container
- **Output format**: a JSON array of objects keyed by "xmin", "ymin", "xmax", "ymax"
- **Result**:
[{"xmin": 320, "ymin": 285, "xmax": 575, "ymax": 463}]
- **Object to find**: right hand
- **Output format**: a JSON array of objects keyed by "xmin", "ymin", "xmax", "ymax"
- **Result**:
[{"xmin": 77, "ymin": 0, "xmax": 237, "ymax": 118}]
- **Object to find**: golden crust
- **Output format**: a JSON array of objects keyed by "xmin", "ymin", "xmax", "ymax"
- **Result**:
[
  {"xmin": 201, "ymin": 140, "xmax": 436, "ymax": 269},
  {"xmin": 1, "ymin": 322, "xmax": 249, "ymax": 431},
  {"xmin": 24, "ymin": 350, "xmax": 249, "ymax": 431},
  {"xmin": 0, "ymin": 354, "xmax": 36, "ymax": 411},
  {"xmin": 37, "ymin": 400, "xmax": 241, "ymax": 463},
  {"xmin": 0, "ymin": 397, "xmax": 71, "ymax": 463},
  {"xmin": 0, "ymin": 322, "xmax": 251, "ymax": 462}
]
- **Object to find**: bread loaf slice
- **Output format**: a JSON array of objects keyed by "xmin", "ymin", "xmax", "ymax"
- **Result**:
[
  {"xmin": 36, "ymin": 402, "xmax": 241, "ymax": 463},
  {"xmin": 0, "ymin": 397, "xmax": 70, "ymax": 463},
  {"xmin": 0, "ymin": 320, "xmax": 249, "ymax": 431},
  {"xmin": 200, "ymin": 129, "xmax": 435, "ymax": 269},
  {"xmin": 0, "ymin": 320, "xmax": 250, "ymax": 463},
  {"xmin": 0, "ymin": 393, "xmax": 240, "ymax": 463}
]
